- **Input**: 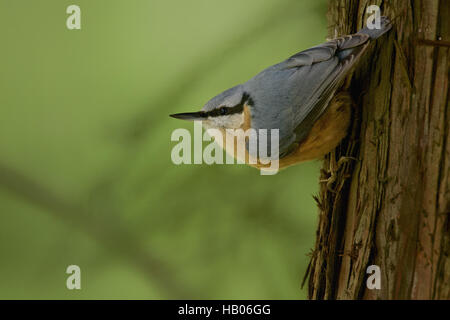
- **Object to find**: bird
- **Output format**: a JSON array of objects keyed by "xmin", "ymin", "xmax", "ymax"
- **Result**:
[{"xmin": 170, "ymin": 17, "xmax": 392, "ymax": 172}]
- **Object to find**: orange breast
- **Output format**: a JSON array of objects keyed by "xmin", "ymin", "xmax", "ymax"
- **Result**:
[{"xmin": 276, "ymin": 91, "xmax": 352, "ymax": 169}]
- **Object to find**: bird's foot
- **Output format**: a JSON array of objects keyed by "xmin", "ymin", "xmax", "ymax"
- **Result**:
[
  {"xmin": 320, "ymin": 154, "xmax": 358, "ymax": 193},
  {"xmin": 320, "ymin": 174, "xmax": 337, "ymax": 193},
  {"xmin": 336, "ymin": 156, "xmax": 358, "ymax": 168}
]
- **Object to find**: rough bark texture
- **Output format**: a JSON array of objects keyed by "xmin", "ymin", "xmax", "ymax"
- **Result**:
[{"xmin": 305, "ymin": 0, "xmax": 449, "ymax": 299}]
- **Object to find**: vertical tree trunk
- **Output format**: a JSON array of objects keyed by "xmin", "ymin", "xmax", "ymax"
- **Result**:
[{"xmin": 305, "ymin": 0, "xmax": 449, "ymax": 299}]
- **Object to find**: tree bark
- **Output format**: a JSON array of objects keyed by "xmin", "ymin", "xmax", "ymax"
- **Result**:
[{"xmin": 305, "ymin": 0, "xmax": 449, "ymax": 299}]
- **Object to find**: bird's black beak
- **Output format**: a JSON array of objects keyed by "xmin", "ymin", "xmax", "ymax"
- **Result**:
[{"xmin": 169, "ymin": 111, "xmax": 207, "ymax": 121}]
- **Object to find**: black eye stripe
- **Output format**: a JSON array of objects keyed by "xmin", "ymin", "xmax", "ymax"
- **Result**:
[{"xmin": 207, "ymin": 92, "xmax": 253, "ymax": 117}]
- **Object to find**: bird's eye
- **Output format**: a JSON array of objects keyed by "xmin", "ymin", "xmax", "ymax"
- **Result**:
[{"xmin": 219, "ymin": 107, "xmax": 228, "ymax": 115}]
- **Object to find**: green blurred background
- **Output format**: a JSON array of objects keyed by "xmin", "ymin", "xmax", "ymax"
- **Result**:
[{"xmin": 0, "ymin": 0, "xmax": 328, "ymax": 299}]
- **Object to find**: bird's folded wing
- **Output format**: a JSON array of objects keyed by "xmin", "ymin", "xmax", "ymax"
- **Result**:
[
  {"xmin": 248, "ymin": 34, "xmax": 371, "ymax": 158},
  {"xmin": 284, "ymin": 34, "xmax": 370, "ymax": 150}
]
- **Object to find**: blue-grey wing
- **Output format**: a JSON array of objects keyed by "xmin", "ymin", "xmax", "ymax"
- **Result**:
[{"xmin": 245, "ymin": 34, "xmax": 370, "ymax": 158}]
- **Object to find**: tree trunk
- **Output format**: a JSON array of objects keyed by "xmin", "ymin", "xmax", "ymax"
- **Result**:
[{"xmin": 305, "ymin": 0, "xmax": 449, "ymax": 300}]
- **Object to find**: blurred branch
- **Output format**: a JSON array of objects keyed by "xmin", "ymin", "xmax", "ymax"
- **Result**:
[{"xmin": 0, "ymin": 163, "xmax": 194, "ymax": 298}]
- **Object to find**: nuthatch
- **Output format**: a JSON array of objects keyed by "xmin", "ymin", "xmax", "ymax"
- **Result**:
[{"xmin": 171, "ymin": 17, "xmax": 391, "ymax": 170}]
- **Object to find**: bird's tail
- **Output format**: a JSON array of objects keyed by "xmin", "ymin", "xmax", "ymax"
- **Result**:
[{"xmin": 357, "ymin": 16, "xmax": 392, "ymax": 39}]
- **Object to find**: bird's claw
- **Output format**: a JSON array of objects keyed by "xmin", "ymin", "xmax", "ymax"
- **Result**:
[{"xmin": 320, "ymin": 155, "xmax": 358, "ymax": 193}]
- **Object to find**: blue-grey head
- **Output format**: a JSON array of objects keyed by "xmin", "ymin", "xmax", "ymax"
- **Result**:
[{"xmin": 170, "ymin": 85, "xmax": 254, "ymax": 130}]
